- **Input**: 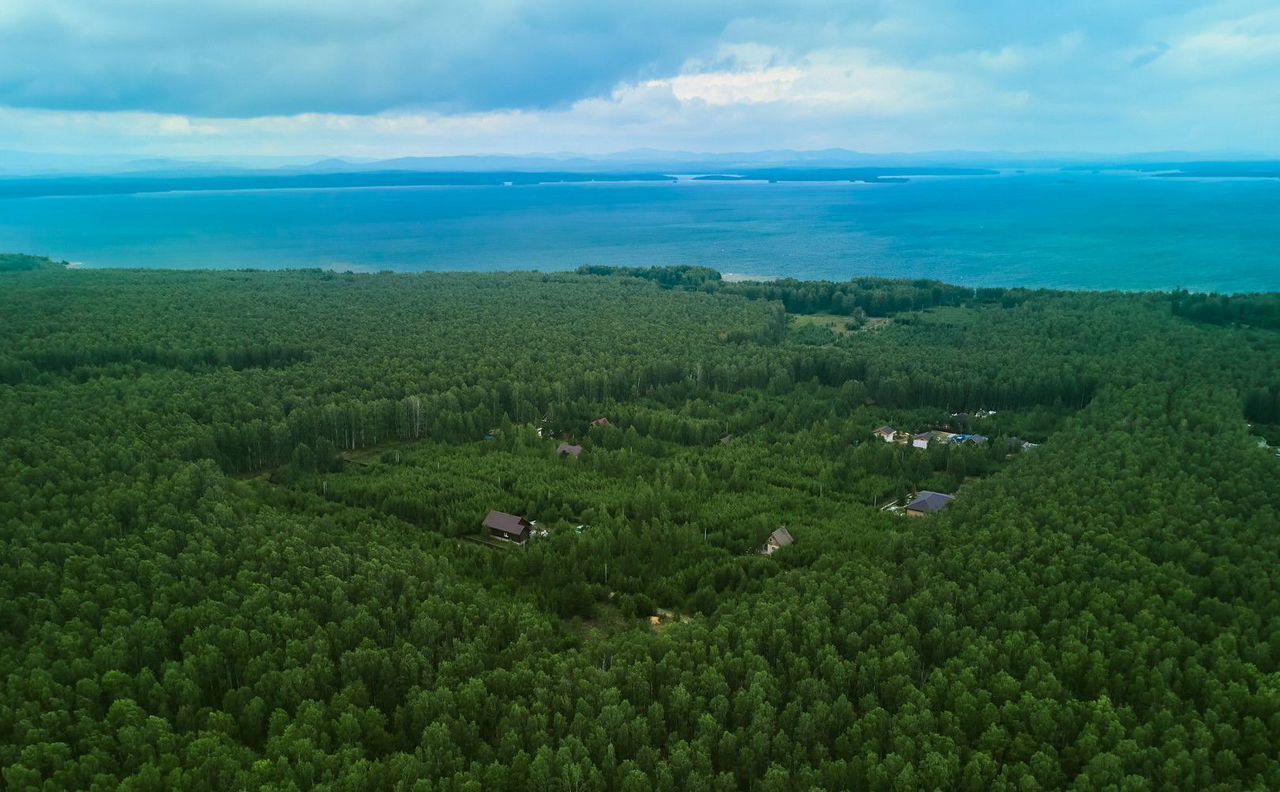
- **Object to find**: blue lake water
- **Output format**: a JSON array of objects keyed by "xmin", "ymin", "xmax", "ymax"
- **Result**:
[{"xmin": 1, "ymin": 172, "xmax": 1277, "ymax": 291}]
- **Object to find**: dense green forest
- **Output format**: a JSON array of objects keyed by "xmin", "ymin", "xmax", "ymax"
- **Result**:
[
  {"xmin": 1171, "ymin": 289, "xmax": 1280, "ymax": 331},
  {"xmin": 2, "ymin": 258, "xmax": 1279, "ymax": 790}
]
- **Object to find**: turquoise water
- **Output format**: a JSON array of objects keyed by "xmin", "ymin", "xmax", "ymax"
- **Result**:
[{"xmin": 1, "ymin": 172, "xmax": 1276, "ymax": 291}]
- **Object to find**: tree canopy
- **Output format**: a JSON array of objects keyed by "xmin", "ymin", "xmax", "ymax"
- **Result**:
[{"xmin": 2, "ymin": 260, "xmax": 1279, "ymax": 789}]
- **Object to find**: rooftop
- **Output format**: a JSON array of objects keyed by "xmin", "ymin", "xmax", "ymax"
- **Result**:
[
  {"xmin": 483, "ymin": 510, "xmax": 531, "ymax": 537},
  {"xmin": 906, "ymin": 491, "xmax": 954, "ymax": 513}
]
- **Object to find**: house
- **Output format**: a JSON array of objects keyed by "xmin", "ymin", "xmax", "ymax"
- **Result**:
[
  {"xmin": 905, "ymin": 491, "xmax": 954, "ymax": 517},
  {"xmin": 759, "ymin": 527, "xmax": 794, "ymax": 555},
  {"xmin": 720, "ymin": 434, "xmax": 734, "ymax": 446},
  {"xmin": 966, "ymin": 434, "xmax": 989, "ymax": 446},
  {"xmin": 556, "ymin": 443, "xmax": 583, "ymax": 457},
  {"xmin": 912, "ymin": 432, "xmax": 933, "ymax": 449},
  {"xmin": 873, "ymin": 425, "xmax": 897, "ymax": 443},
  {"xmin": 483, "ymin": 510, "xmax": 533, "ymax": 544},
  {"xmin": 591, "ymin": 417, "xmax": 611, "ymax": 427}
]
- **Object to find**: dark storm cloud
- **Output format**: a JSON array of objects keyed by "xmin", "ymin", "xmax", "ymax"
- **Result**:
[{"xmin": 0, "ymin": 0, "xmax": 773, "ymax": 116}]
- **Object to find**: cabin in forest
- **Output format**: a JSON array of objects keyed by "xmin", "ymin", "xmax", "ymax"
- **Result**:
[
  {"xmin": 720, "ymin": 434, "xmax": 734, "ymax": 445},
  {"xmin": 913, "ymin": 430, "xmax": 963, "ymax": 449},
  {"xmin": 873, "ymin": 425, "xmax": 897, "ymax": 443},
  {"xmin": 556, "ymin": 443, "xmax": 583, "ymax": 457},
  {"xmin": 905, "ymin": 491, "xmax": 954, "ymax": 517},
  {"xmin": 592, "ymin": 417, "xmax": 611, "ymax": 427},
  {"xmin": 966, "ymin": 434, "xmax": 989, "ymax": 446},
  {"xmin": 483, "ymin": 510, "xmax": 533, "ymax": 544},
  {"xmin": 759, "ymin": 527, "xmax": 794, "ymax": 555}
]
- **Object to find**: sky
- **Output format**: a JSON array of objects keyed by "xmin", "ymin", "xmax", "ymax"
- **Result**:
[{"xmin": 0, "ymin": 0, "xmax": 1277, "ymax": 161}]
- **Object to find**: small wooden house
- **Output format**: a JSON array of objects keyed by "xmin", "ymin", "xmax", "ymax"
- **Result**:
[
  {"xmin": 484, "ymin": 510, "xmax": 533, "ymax": 544},
  {"xmin": 759, "ymin": 527, "xmax": 794, "ymax": 555},
  {"xmin": 591, "ymin": 417, "xmax": 611, "ymax": 427},
  {"xmin": 912, "ymin": 432, "xmax": 932, "ymax": 449},
  {"xmin": 556, "ymin": 443, "xmax": 583, "ymax": 457},
  {"xmin": 873, "ymin": 425, "xmax": 897, "ymax": 443}
]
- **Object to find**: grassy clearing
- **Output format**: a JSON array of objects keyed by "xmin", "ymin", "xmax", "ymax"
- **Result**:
[{"xmin": 790, "ymin": 312, "xmax": 891, "ymax": 337}]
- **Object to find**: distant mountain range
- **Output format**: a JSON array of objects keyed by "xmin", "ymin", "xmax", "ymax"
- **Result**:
[
  {"xmin": 2, "ymin": 147, "xmax": 1275, "ymax": 179},
  {"xmin": 0, "ymin": 148, "xmax": 1274, "ymax": 199},
  {"xmin": 0, "ymin": 167, "xmax": 1010, "ymax": 200}
]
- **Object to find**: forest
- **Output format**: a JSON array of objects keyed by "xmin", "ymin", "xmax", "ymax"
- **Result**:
[{"xmin": 2, "ymin": 255, "xmax": 1279, "ymax": 790}]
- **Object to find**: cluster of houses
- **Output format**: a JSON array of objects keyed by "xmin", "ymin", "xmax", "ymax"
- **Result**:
[
  {"xmin": 873, "ymin": 425, "xmax": 988, "ymax": 448},
  {"xmin": 481, "ymin": 417, "xmax": 613, "ymax": 545}
]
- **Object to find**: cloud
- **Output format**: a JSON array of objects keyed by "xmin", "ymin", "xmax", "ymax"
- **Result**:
[
  {"xmin": 650, "ymin": 47, "xmax": 969, "ymax": 116},
  {"xmin": 1152, "ymin": 7, "xmax": 1280, "ymax": 73},
  {"xmin": 0, "ymin": 1, "xmax": 1276, "ymax": 157},
  {"xmin": 0, "ymin": 0, "xmax": 760, "ymax": 116},
  {"xmin": 1130, "ymin": 42, "xmax": 1171, "ymax": 67}
]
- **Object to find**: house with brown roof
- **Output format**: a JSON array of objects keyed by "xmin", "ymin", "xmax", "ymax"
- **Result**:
[
  {"xmin": 591, "ymin": 417, "xmax": 611, "ymax": 427},
  {"xmin": 483, "ymin": 510, "xmax": 533, "ymax": 544}
]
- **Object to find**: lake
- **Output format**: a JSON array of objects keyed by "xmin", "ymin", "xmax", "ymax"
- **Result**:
[{"xmin": 1, "ymin": 171, "xmax": 1277, "ymax": 291}]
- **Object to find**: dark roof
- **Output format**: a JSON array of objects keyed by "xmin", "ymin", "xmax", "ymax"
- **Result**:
[
  {"xmin": 873, "ymin": 425, "xmax": 895, "ymax": 435},
  {"xmin": 556, "ymin": 443, "xmax": 583, "ymax": 456},
  {"xmin": 966, "ymin": 434, "xmax": 988, "ymax": 445},
  {"xmin": 483, "ymin": 510, "xmax": 531, "ymax": 537},
  {"xmin": 906, "ymin": 491, "xmax": 954, "ymax": 513}
]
